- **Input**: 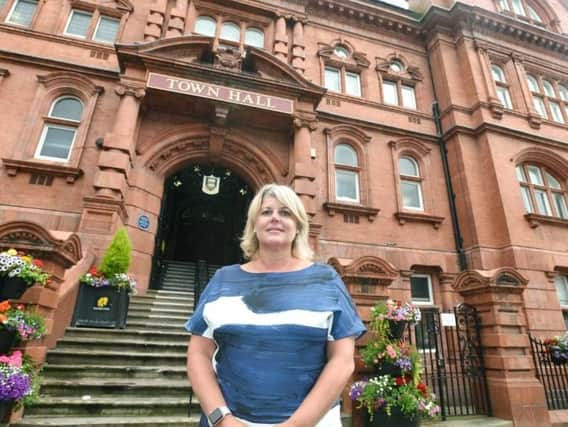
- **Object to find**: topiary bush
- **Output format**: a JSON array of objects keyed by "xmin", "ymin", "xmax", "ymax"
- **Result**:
[{"xmin": 98, "ymin": 228, "xmax": 132, "ymax": 277}]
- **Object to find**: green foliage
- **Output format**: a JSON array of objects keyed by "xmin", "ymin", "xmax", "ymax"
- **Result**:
[
  {"xmin": 98, "ymin": 228, "xmax": 132, "ymax": 277},
  {"xmin": 21, "ymin": 354, "xmax": 41, "ymax": 407}
]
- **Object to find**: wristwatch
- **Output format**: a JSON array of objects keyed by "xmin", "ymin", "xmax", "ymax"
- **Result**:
[{"xmin": 207, "ymin": 406, "xmax": 231, "ymax": 427}]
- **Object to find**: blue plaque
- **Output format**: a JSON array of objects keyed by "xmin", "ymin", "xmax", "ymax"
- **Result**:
[{"xmin": 137, "ymin": 214, "xmax": 150, "ymax": 231}]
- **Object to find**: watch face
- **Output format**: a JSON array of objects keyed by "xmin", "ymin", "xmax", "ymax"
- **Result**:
[{"xmin": 209, "ymin": 408, "xmax": 223, "ymax": 426}]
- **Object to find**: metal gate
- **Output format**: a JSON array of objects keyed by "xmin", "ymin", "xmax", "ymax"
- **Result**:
[{"xmin": 410, "ymin": 304, "xmax": 491, "ymax": 420}]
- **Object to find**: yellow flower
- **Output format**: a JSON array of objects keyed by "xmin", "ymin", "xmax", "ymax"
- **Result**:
[
  {"xmin": 21, "ymin": 255, "xmax": 32, "ymax": 263},
  {"xmin": 96, "ymin": 297, "xmax": 109, "ymax": 308},
  {"xmin": 6, "ymin": 249, "xmax": 17, "ymax": 256}
]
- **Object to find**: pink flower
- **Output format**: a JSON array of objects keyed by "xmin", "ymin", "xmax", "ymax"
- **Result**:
[{"xmin": 0, "ymin": 350, "xmax": 23, "ymax": 367}]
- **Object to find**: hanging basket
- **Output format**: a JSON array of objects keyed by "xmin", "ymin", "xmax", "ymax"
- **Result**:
[
  {"xmin": 0, "ymin": 277, "xmax": 29, "ymax": 300},
  {"xmin": 375, "ymin": 362, "xmax": 403, "ymax": 377},
  {"xmin": 367, "ymin": 406, "xmax": 420, "ymax": 427},
  {"xmin": 0, "ymin": 328, "xmax": 17, "ymax": 355},
  {"xmin": 549, "ymin": 346, "xmax": 568, "ymax": 365},
  {"xmin": 387, "ymin": 320, "xmax": 408, "ymax": 340},
  {"xmin": 0, "ymin": 399, "xmax": 13, "ymax": 423}
]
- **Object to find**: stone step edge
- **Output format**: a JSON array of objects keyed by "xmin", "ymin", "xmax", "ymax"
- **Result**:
[
  {"xmin": 42, "ymin": 364, "xmax": 187, "ymax": 373},
  {"xmin": 48, "ymin": 349, "xmax": 186, "ymax": 357},
  {"xmin": 12, "ymin": 415, "xmax": 201, "ymax": 426},
  {"xmin": 56, "ymin": 338, "xmax": 188, "ymax": 347},
  {"xmin": 64, "ymin": 327, "xmax": 189, "ymax": 337},
  {"xmin": 40, "ymin": 378, "xmax": 191, "ymax": 387},
  {"xmin": 31, "ymin": 397, "xmax": 192, "ymax": 405}
]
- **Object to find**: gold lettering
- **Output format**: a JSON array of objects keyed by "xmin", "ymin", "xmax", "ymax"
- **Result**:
[
  {"xmin": 229, "ymin": 90, "xmax": 241, "ymax": 102},
  {"xmin": 177, "ymin": 81, "xmax": 190, "ymax": 91},
  {"xmin": 207, "ymin": 86, "xmax": 220, "ymax": 97},
  {"xmin": 242, "ymin": 94, "xmax": 254, "ymax": 104},
  {"xmin": 255, "ymin": 95, "xmax": 267, "ymax": 107},
  {"xmin": 266, "ymin": 97, "xmax": 274, "ymax": 108},
  {"xmin": 190, "ymin": 82, "xmax": 206, "ymax": 94},
  {"xmin": 166, "ymin": 78, "xmax": 177, "ymax": 89}
]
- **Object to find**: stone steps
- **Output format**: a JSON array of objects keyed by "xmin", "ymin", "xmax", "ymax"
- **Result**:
[
  {"xmin": 13, "ymin": 416, "xmax": 200, "ymax": 427},
  {"xmin": 54, "ymin": 337, "xmax": 187, "ymax": 353},
  {"xmin": 41, "ymin": 364, "xmax": 187, "ymax": 380},
  {"xmin": 46, "ymin": 348, "xmax": 187, "ymax": 366},
  {"xmin": 62, "ymin": 327, "xmax": 189, "ymax": 343}
]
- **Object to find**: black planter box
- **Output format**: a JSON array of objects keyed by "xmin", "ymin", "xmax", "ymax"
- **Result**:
[
  {"xmin": 366, "ymin": 407, "xmax": 420, "ymax": 427},
  {"xmin": 0, "ymin": 276, "xmax": 29, "ymax": 300},
  {"xmin": 72, "ymin": 285, "xmax": 129, "ymax": 329}
]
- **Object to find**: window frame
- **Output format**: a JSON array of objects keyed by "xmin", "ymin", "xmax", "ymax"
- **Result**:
[
  {"xmin": 5, "ymin": 0, "xmax": 38, "ymax": 27},
  {"xmin": 399, "ymin": 156, "xmax": 424, "ymax": 211},
  {"xmin": 63, "ymin": 8, "xmax": 93, "ymax": 39},
  {"xmin": 410, "ymin": 273, "xmax": 434, "ymax": 306},
  {"xmin": 526, "ymin": 74, "xmax": 568, "ymax": 124},
  {"xmin": 516, "ymin": 163, "xmax": 568, "ymax": 219},
  {"xmin": 194, "ymin": 15, "xmax": 266, "ymax": 52},
  {"xmin": 497, "ymin": 0, "xmax": 547, "ymax": 27},
  {"xmin": 62, "ymin": 6, "xmax": 123, "ymax": 44},
  {"xmin": 491, "ymin": 64, "xmax": 513, "ymax": 109},
  {"xmin": 378, "ymin": 59, "xmax": 418, "ymax": 111},
  {"xmin": 92, "ymin": 14, "xmax": 121, "ymax": 44},
  {"xmin": 555, "ymin": 275, "xmax": 568, "ymax": 329},
  {"xmin": 322, "ymin": 46, "xmax": 363, "ymax": 99},
  {"xmin": 334, "ymin": 143, "xmax": 361, "ymax": 203}
]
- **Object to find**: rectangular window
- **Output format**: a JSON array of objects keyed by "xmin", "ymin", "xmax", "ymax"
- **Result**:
[
  {"xmin": 6, "ymin": 0, "xmax": 37, "ymax": 27},
  {"xmin": 564, "ymin": 312, "xmax": 568, "ymax": 329},
  {"xmin": 335, "ymin": 170, "xmax": 359, "ymax": 202},
  {"xmin": 553, "ymin": 193, "xmax": 568, "ymax": 219},
  {"xmin": 549, "ymin": 102, "xmax": 565, "ymax": 123},
  {"xmin": 93, "ymin": 16, "xmax": 120, "ymax": 43},
  {"xmin": 35, "ymin": 125, "xmax": 76, "ymax": 161},
  {"xmin": 535, "ymin": 189, "xmax": 552, "ymax": 216},
  {"xmin": 555, "ymin": 276, "xmax": 568, "ymax": 306},
  {"xmin": 401, "ymin": 180, "xmax": 423, "ymax": 210},
  {"xmin": 382, "ymin": 80, "xmax": 398, "ymax": 105},
  {"xmin": 497, "ymin": 86, "xmax": 513, "ymax": 109},
  {"xmin": 64, "ymin": 9, "xmax": 92, "ymax": 38},
  {"xmin": 527, "ymin": 165, "xmax": 544, "ymax": 185},
  {"xmin": 498, "ymin": 0, "xmax": 510, "ymax": 10},
  {"xmin": 345, "ymin": 72, "xmax": 361, "ymax": 97},
  {"xmin": 512, "ymin": 0, "xmax": 526, "ymax": 15},
  {"xmin": 410, "ymin": 274, "xmax": 433, "ymax": 305},
  {"xmin": 401, "ymin": 85, "xmax": 417, "ymax": 109},
  {"xmin": 0, "ymin": 0, "xmax": 6, "ymax": 11},
  {"xmin": 533, "ymin": 96, "xmax": 547, "ymax": 118},
  {"xmin": 516, "ymin": 166, "xmax": 527, "ymax": 182},
  {"xmin": 520, "ymin": 187, "xmax": 534, "ymax": 213},
  {"xmin": 324, "ymin": 67, "xmax": 341, "ymax": 92}
]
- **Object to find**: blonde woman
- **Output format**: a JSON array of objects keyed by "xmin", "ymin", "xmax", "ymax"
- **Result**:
[{"xmin": 186, "ymin": 184, "xmax": 365, "ymax": 427}]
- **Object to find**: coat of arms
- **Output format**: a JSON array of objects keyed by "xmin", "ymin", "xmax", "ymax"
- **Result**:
[{"xmin": 202, "ymin": 175, "xmax": 220, "ymax": 195}]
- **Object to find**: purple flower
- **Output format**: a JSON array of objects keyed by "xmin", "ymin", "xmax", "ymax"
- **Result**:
[
  {"xmin": 349, "ymin": 381, "xmax": 367, "ymax": 400},
  {"xmin": 395, "ymin": 356, "xmax": 412, "ymax": 372},
  {"xmin": 0, "ymin": 368, "xmax": 31, "ymax": 400}
]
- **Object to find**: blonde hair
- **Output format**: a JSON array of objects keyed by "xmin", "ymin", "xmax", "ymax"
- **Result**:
[{"xmin": 240, "ymin": 184, "xmax": 313, "ymax": 261}]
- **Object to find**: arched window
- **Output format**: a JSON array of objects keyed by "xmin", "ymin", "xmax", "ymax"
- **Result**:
[
  {"xmin": 399, "ymin": 156, "xmax": 423, "ymax": 210},
  {"xmin": 526, "ymin": 74, "xmax": 567, "ymax": 123},
  {"xmin": 244, "ymin": 27, "xmax": 264, "ymax": 48},
  {"xmin": 334, "ymin": 144, "xmax": 359, "ymax": 202},
  {"xmin": 516, "ymin": 163, "xmax": 568, "ymax": 219},
  {"xmin": 35, "ymin": 96, "xmax": 83, "ymax": 161},
  {"xmin": 491, "ymin": 64, "xmax": 512, "ymax": 109},
  {"xmin": 497, "ymin": 0, "xmax": 545, "ymax": 26},
  {"xmin": 220, "ymin": 21, "xmax": 240, "ymax": 42},
  {"xmin": 333, "ymin": 45, "xmax": 349, "ymax": 59},
  {"xmin": 194, "ymin": 16, "xmax": 216, "ymax": 37},
  {"xmin": 322, "ymin": 44, "xmax": 362, "ymax": 98}
]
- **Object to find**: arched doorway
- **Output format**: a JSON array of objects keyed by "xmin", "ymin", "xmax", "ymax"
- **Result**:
[{"xmin": 150, "ymin": 164, "xmax": 254, "ymax": 289}]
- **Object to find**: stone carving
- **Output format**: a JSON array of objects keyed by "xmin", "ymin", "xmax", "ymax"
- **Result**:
[{"xmin": 214, "ymin": 48, "xmax": 243, "ymax": 72}]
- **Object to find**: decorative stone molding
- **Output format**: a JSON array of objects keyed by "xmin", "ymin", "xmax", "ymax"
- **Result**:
[
  {"xmin": 394, "ymin": 211, "xmax": 444, "ymax": 229},
  {"xmin": 293, "ymin": 114, "xmax": 318, "ymax": 131},
  {"xmin": 524, "ymin": 213, "xmax": 568, "ymax": 229},
  {"xmin": 114, "ymin": 83, "xmax": 146, "ymax": 99},
  {"xmin": 0, "ymin": 221, "xmax": 82, "ymax": 268},
  {"xmin": 214, "ymin": 48, "xmax": 243, "ymax": 72},
  {"xmin": 324, "ymin": 125, "xmax": 371, "ymax": 144},
  {"xmin": 317, "ymin": 43, "xmax": 370, "ymax": 69},
  {"xmin": 143, "ymin": 0, "xmax": 166, "ymax": 41},
  {"xmin": 452, "ymin": 267, "xmax": 528, "ymax": 294},
  {"xmin": 2, "ymin": 158, "xmax": 83, "ymax": 184},
  {"xmin": 323, "ymin": 202, "xmax": 379, "ymax": 222},
  {"xmin": 511, "ymin": 146, "xmax": 568, "ymax": 180},
  {"xmin": 328, "ymin": 255, "xmax": 399, "ymax": 288},
  {"xmin": 388, "ymin": 138, "xmax": 431, "ymax": 156}
]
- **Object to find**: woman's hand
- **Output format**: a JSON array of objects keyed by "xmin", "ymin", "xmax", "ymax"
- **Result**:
[{"xmin": 218, "ymin": 415, "xmax": 248, "ymax": 427}]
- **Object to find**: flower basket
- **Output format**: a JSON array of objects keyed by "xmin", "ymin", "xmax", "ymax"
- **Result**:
[
  {"xmin": 0, "ymin": 329, "xmax": 17, "ymax": 355},
  {"xmin": 0, "ymin": 399, "xmax": 13, "ymax": 423},
  {"xmin": 375, "ymin": 361, "xmax": 403, "ymax": 377},
  {"xmin": 366, "ymin": 406, "xmax": 420, "ymax": 427},
  {"xmin": 72, "ymin": 285, "xmax": 129, "ymax": 329},
  {"xmin": 0, "ymin": 351, "xmax": 40, "ymax": 411},
  {"xmin": 544, "ymin": 334, "xmax": 568, "ymax": 366},
  {"xmin": 388, "ymin": 320, "xmax": 408, "ymax": 340},
  {"xmin": 0, "ymin": 277, "xmax": 28, "ymax": 300}
]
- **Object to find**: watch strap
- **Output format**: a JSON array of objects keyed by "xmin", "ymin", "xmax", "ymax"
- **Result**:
[{"xmin": 207, "ymin": 406, "xmax": 231, "ymax": 427}]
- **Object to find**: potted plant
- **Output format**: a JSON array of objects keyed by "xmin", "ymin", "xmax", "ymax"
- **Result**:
[
  {"xmin": 350, "ymin": 300, "xmax": 440, "ymax": 427},
  {"xmin": 544, "ymin": 333, "xmax": 568, "ymax": 365},
  {"xmin": 0, "ymin": 301, "xmax": 48, "ymax": 354},
  {"xmin": 0, "ymin": 350, "xmax": 40, "ymax": 422},
  {"xmin": 0, "ymin": 249, "xmax": 50, "ymax": 300},
  {"xmin": 72, "ymin": 228, "xmax": 136, "ymax": 329}
]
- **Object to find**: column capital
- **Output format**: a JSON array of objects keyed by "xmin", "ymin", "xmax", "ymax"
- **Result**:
[
  {"xmin": 293, "ymin": 113, "xmax": 318, "ymax": 131},
  {"xmin": 115, "ymin": 83, "xmax": 146, "ymax": 99},
  {"xmin": 510, "ymin": 52, "xmax": 526, "ymax": 64}
]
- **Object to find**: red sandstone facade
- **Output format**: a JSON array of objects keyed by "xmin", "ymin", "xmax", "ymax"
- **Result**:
[{"xmin": 0, "ymin": 0, "xmax": 567, "ymax": 425}]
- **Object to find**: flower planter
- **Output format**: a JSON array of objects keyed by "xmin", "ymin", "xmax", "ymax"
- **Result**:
[
  {"xmin": 375, "ymin": 362, "xmax": 403, "ymax": 377},
  {"xmin": 72, "ymin": 285, "xmax": 129, "ymax": 329},
  {"xmin": 549, "ymin": 346, "xmax": 568, "ymax": 365},
  {"xmin": 0, "ymin": 329, "xmax": 17, "ymax": 355},
  {"xmin": 388, "ymin": 320, "xmax": 408, "ymax": 340},
  {"xmin": 0, "ymin": 400, "xmax": 12, "ymax": 423},
  {"xmin": 0, "ymin": 277, "xmax": 29, "ymax": 300},
  {"xmin": 367, "ymin": 407, "xmax": 420, "ymax": 427}
]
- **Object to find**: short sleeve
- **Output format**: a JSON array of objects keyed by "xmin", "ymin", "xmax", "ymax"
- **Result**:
[
  {"xmin": 184, "ymin": 269, "xmax": 221, "ymax": 339},
  {"xmin": 329, "ymin": 271, "xmax": 366, "ymax": 340}
]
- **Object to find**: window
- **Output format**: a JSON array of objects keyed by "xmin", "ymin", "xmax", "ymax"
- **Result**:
[
  {"xmin": 35, "ymin": 97, "xmax": 83, "ymax": 162},
  {"xmin": 382, "ymin": 81, "xmax": 398, "ymax": 105},
  {"xmin": 411, "ymin": 274, "xmax": 433, "ymax": 305},
  {"xmin": 334, "ymin": 144, "xmax": 359, "ymax": 203},
  {"xmin": 324, "ymin": 66, "xmax": 361, "ymax": 97},
  {"xmin": 320, "ymin": 45, "xmax": 363, "ymax": 98},
  {"xmin": 345, "ymin": 72, "xmax": 361, "ymax": 97},
  {"xmin": 379, "ymin": 60, "xmax": 417, "ymax": 110},
  {"xmin": 516, "ymin": 164, "xmax": 568, "ymax": 219},
  {"xmin": 491, "ymin": 64, "xmax": 513, "ymax": 109},
  {"xmin": 399, "ymin": 156, "xmax": 423, "ymax": 210},
  {"xmin": 526, "ymin": 75, "xmax": 568, "ymax": 123},
  {"xmin": 195, "ymin": 16, "xmax": 216, "ymax": 37},
  {"xmin": 63, "ymin": 9, "xmax": 120, "ymax": 43},
  {"xmin": 497, "ymin": 0, "xmax": 546, "ymax": 26},
  {"xmin": 244, "ymin": 27, "xmax": 264, "ymax": 48},
  {"xmin": 324, "ymin": 67, "xmax": 341, "ymax": 92},
  {"xmin": 220, "ymin": 22, "xmax": 240, "ymax": 42},
  {"xmin": 6, "ymin": 0, "xmax": 37, "ymax": 27},
  {"xmin": 555, "ymin": 275, "xmax": 568, "ymax": 328}
]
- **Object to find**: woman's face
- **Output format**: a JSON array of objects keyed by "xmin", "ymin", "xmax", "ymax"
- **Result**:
[{"xmin": 254, "ymin": 196, "xmax": 298, "ymax": 252}]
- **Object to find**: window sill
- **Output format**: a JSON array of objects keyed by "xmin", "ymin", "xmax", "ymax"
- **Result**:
[
  {"xmin": 394, "ymin": 211, "xmax": 445, "ymax": 229},
  {"xmin": 525, "ymin": 213, "xmax": 568, "ymax": 228},
  {"xmin": 323, "ymin": 202, "xmax": 380, "ymax": 222},
  {"xmin": 2, "ymin": 158, "xmax": 83, "ymax": 183}
]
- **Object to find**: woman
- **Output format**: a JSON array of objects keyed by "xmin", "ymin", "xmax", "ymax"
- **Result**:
[{"xmin": 186, "ymin": 184, "xmax": 366, "ymax": 427}]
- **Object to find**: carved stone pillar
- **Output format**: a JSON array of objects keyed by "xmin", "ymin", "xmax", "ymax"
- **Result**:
[
  {"xmin": 453, "ymin": 269, "xmax": 551, "ymax": 427},
  {"xmin": 273, "ymin": 16, "xmax": 288, "ymax": 62},
  {"xmin": 511, "ymin": 54, "xmax": 541, "ymax": 129},
  {"xmin": 439, "ymin": 272, "xmax": 459, "ymax": 310},
  {"xmin": 292, "ymin": 113, "xmax": 317, "ymax": 216},
  {"xmin": 166, "ymin": 0, "xmax": 188, "ymax": 38},
  {"xmin": 475, "ymin": 42, "xmax": 503, "ymax": 119},
  {"xmin": 143, "ymin": 0, "xmax": 167, "ymax": 41},
  {"xmin": 291, "ymin": 19, "xmax": 305, "ymax": 74}
]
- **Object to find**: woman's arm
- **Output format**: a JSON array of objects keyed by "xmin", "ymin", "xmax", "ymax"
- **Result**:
[
  {"xmin": 279, "ymin": 336, "xmax": 356, "ymax": 427},
  {"xmin": 187, "ymin": 335, "xmax": 246, "ymax": 427}
]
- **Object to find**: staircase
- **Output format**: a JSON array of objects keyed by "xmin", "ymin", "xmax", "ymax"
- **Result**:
[
  {"xmin": 159, "ymin": 261, "xmax": 197, "ymax": 293},
  {"xmin": 13, "ymin": 289, "xmax": 201, "ymax": 427}
]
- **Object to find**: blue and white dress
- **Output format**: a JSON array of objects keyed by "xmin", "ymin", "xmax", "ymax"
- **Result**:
[{"xmin": 185, "ymin": 263, "xmax": 366, "ymax": 427}]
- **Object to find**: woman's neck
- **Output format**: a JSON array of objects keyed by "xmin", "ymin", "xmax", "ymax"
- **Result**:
[{"xmin": 245, "ymin": 252, "xmax": 308, "ymax": 273}]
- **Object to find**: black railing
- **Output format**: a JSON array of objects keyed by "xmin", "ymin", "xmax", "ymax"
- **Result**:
[{"xmin": 529, "ymin": 334, "xmax": 568, "ymax": 409}]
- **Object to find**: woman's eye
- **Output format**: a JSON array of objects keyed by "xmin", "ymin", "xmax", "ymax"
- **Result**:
[
  {"xmin": 280, "ymin": 210, "xmax": 291, "ymax": 216},
  {"xmin": 261, "ymin": 210, "xmax": 272, "ymax": 215}
]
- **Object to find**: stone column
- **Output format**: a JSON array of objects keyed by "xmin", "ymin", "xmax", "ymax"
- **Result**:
[
  {"xmin": 292, "ymin": 113, "xmax": 317, "ymax": 216},
  {"xmin": 439, "ymin": 272, "xmax": 459, "ymax": 310},
  {"xmin": 291, "ymin": 19, "xmax": 305, "ymax": 74},
  {"xmin": 475, "ymin": 42, "xmax": 503, "ymax": 119},
  {"xmin": 453, "ymin": 269, "xmax": 551, "ymax": 427},
  {"xmin": 273, "ymin": 15, "xmax": 288, "ymax": 62},
  {"xmin": 143, "ymin": 0, "xmax": 167, "ymax": 41},
  {"xmin": 166, "ymin": 0, "xmax": 188, "ymax": 37},
  {"xmin": 511, "ymin": 54, "xmax": 541, "ymax": 129}
]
